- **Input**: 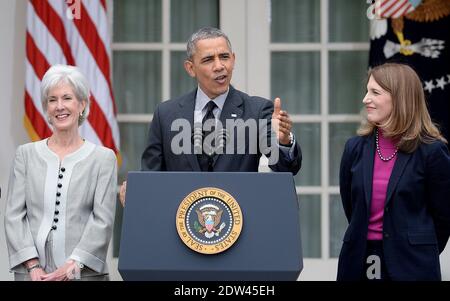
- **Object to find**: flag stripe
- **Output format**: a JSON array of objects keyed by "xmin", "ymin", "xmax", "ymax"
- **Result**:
[
  {"xmin": 406, "ymin": 4, "xmax": 415, "ymax": 14},
  {"xmin": 390, "ymin": 0, "xmax": 408, "ymax": 18},
  {"xmin": 384, "ymin": 0, "xmax": 405, "ymax": 13},
  {"xmin": 25, "ymin": 91, "xmax": 52, "ymax": 139},
  {"xmin": 70, "ymin": 2, "xmax": 115, "ymax": 109},
  {"xmin": 380, "ymin": 0, "xmax": 395, "ymax": 9},
  {"xmin": 377, "ymin": 0, "xmax": 418, "ymax": 18},
  {"xmin": 392, "ymin": 2, "xmax": 411, "ymax": 18},
  {"xmin": 81, "ymin": 0, "xmax": 111, "ymax": 60},
  {"xmin": 380, "ymin": 0, "xmax": 400, "ymax": 16},
  {"xmin": 100, "ymin": 0, "xmax": 106, "ymax": 11},
  {"xmin": 27, "ymin": 2, "xmax": 67, "ymax": 66},
  {"xmin": 24, "ymin": 114, "xmax": 42, "ymax": 142},
  {"xmin": 88, "ymin": 96, "xmax": 117, "ymax": 151},
  {"xmin": 26, "ymin": 32, "xmax": 50, "ymax": 79},
  {"xmin": 381, "ymin": 0, "xmax": 408, "ymax": 17},
  {"xmin": 25, "ymin": 60, "xmax": 47, "ymax": 119},
  {"xmin": 30, "ymin": 0, "xmax": 75, "ymax": 65}
]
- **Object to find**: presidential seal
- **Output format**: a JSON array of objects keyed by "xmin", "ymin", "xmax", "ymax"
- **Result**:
[{"xmin": 176, "ymin": 187, "xmax": 243, "ymax": 255}]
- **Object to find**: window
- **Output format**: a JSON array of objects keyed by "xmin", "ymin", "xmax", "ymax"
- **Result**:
[
  {"xmin": 267, "ymin": 0, "xmax": 369, "ymax": 259},
  {"xmin": 113, "ymin": 0, "xmax": 219, "ymax": 183}
]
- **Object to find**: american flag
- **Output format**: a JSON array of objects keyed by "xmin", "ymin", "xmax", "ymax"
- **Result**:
[
  {"xmin": 373, "ymin": 0, "xmax": 421, "ymax": 19},
  {"xmin": 24, "ymin": 0, "xmax": 120, "ymax": 159}
]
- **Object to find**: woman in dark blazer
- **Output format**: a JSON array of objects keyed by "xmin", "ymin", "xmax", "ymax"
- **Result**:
[{"xmin": 337, "ymin": 63, "xmax": 450, "ymax": 281}]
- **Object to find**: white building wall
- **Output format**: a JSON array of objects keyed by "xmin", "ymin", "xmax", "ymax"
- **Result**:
[{"xmin": 0, "ymin": 0, "xmax": 28, "ymax": 281}]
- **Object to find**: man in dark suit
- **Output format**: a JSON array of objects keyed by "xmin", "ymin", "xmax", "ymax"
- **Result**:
[{"xmin": 120, "ymin": 27, "xmax": 301, "ymax": 205}]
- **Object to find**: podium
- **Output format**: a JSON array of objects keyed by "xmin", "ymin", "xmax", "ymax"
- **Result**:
[{"xmin": 118, "ymin": 172, "xmax": 302, "ymax": 281}]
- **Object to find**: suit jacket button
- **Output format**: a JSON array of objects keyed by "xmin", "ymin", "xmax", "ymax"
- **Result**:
[
  {"xmin": 59, "ymin": 174, "xmax": 63, "ymax": 179},
  {"xmin": 58, "ymin": 183, "xmax": 62, "ymax": 188},
  {"xmin": 56, "ymin": 192, "xmax": 61, "ymax": 197},
  {"xmin": 54, "ymin": 218, "xmax": 59, "ymax": 223},
  {"xmin": 52, "ymin": 225, "xmax": 57, "ymax": 230},
  {"xmin": 55, "ymin": 210, "xmax": 59, "ymax": 215},
  {"xmin": 56, "ymin": 201, "xmax": 60, "ymax": 205},
  {"xmin": 61, "ymin": 167, "xmax": 66, "ymax": 172}
]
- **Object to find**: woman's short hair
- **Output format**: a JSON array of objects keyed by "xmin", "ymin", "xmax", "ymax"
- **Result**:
[
  {"xmin": 41, "ymin": 64, "xmax": 90, "ymax": 125},
  {"xmin": 358, "ymin": 62, "xmax": 446, "ymax": 152}
]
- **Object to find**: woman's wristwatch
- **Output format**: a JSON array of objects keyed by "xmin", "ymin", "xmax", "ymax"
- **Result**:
[
  {"xmin": 75, "ymin": 261, "xmax": 84, "ymax": 270},
  {"xmin": 26, "ymin": 263, "xmax": 41, "ymax": 273}
]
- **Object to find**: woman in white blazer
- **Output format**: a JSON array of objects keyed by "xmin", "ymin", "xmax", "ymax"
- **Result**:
[{"xmin": 5, "ymin": 65, "xmax": 117, "ymax": 281}]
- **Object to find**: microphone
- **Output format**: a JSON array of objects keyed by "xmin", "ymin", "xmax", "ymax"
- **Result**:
[
  {"xmin": 214, "ymin": 128, "xmax": 229, "ymax": 154},
  {"xmin": 210, "ymin": 129, "xmax": 229, "ymax": 167},
  {"xmin": 192, "ymin": 126, "xmax": 229, "ymax": 156},
  {"xmin": 192, "ymin": 125, "xmax": 203, "ymax": 155}
]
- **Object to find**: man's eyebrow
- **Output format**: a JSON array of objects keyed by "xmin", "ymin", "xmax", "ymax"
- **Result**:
[{"xmin": 200, "ymin": 54, "xmax": 214, "ymax": 60}]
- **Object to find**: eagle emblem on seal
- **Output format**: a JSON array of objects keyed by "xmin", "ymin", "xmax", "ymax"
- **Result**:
[{"xmin": 195, "ymin": 204, "xmax": 226, "ymax": 238}]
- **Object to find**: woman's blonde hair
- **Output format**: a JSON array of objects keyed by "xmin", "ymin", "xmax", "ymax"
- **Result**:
[{"xmin": 358, "ymin": 63, "xmax": 446, "ymax": 152}]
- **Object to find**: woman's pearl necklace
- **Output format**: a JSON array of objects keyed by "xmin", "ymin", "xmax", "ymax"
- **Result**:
[{"xmin": 376, "ymin": 128, "xmax": 398, "ymax": 162}]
